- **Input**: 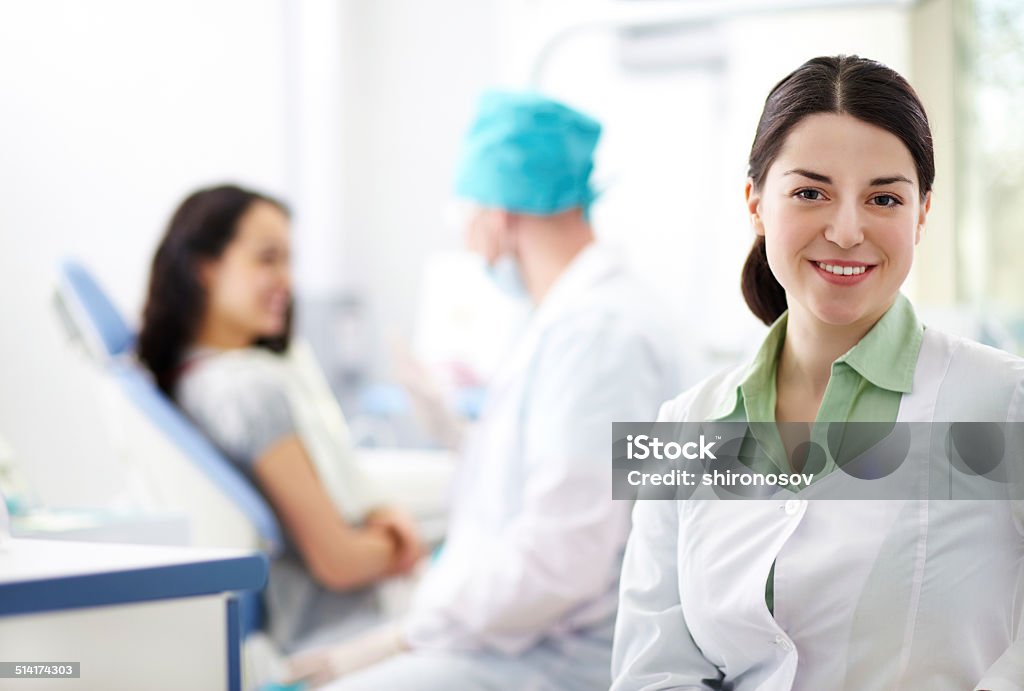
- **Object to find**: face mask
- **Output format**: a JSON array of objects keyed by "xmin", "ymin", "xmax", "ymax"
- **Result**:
[{"xmin": 486, "ymin": 254, "xmax": 529, "ymax": 301}]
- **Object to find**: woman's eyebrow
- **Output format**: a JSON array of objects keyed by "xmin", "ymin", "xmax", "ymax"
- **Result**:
[
  {"xmin": 783, "ymin": 169, "xmax": 913, "ymax": 187},
  {"xmin": 784, "ymin": 168, "xmax": 831, "ymax": 183},
  {"xmin": 869, "ymin": 175, "xmax": 913, "ymax": 186}
]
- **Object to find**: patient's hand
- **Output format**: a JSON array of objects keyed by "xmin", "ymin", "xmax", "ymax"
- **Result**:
[
  {"xmin": 365, "ymin": 506, "xmax": 425, "ymax": 576},
  {"xmin": 285, "ymin": 624, "xmax": 408, "ymax": 688}
]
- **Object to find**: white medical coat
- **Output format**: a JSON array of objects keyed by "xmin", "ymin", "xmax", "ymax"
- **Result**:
[
  {"xmin": 612, "ymin": 327, "xmax": 1024, "ymax": 691},
  {"xmin": 404, "ymin": 244, "xmax": 682, "ymax": 663}
]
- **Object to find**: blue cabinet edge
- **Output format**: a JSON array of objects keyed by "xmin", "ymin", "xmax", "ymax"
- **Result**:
[{"xmin": 0, "ymin": 553, "xmax": 269, "ymax": 617}]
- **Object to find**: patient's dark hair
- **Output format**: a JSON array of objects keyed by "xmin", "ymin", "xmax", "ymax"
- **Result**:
[
  {"xmin": 138, "ymin": 184, "xmax": 292, "ymax": 395},
  {"xmin": 741, "ymin": 55, "xmax": 935, "ymax": 325}
]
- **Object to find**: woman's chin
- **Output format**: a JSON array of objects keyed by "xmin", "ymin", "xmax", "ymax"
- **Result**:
[
  {"xmin": 256, "ymin": 319, "xmax": 287, "ymax": 340},
  {"xmin": 804, "ymin": 299, "xmax": 872, "ymax": 328},
  {"xmin": 804, "ymin": 289, "xmax": 900, "ymax": 329},
  {"xmin": 816, "ymin": 305, "xmax": 896, "ymax": 332}
]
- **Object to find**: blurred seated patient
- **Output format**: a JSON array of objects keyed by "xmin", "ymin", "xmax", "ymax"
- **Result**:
[{"xmin": 138, "ymin": 184, "xmax": 424, "ymax": 653}]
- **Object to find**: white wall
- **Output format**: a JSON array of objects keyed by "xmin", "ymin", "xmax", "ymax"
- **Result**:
[
  {"xmin": 494, "ymin": 0, "xmax": 919, "ymax": 370},
  {"xmin": 0, "ymin": 0, "xmax": 505, "ymax": 507},
  {"xmin": 0, "ymin": 0, "xmax": 291, "ymax": 505},
  {"xmin": 337, "ymin": 0, "xmax": 502, "ymax": 344},
  {"xmin": 0, "ymin": 0, "xmax": 956, "ymax": 508}
]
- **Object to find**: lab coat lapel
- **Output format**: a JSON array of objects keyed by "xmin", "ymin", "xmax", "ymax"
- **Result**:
[
  {"xmin": 480, "ymin": 244, "xmax": 621, "ymax": 413},
  {"xmin": 895, "ymin": 328, "xmax": 952, "ymax": 423}
]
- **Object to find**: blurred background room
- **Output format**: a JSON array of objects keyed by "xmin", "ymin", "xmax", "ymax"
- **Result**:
[{"xmin": 0, "ymin": 0, "xmax": 1020, "ymax": 580}]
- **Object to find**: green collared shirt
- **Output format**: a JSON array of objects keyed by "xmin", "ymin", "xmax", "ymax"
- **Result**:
[{"xmin": 713, "ymin": 293, "xmax": 924, "ymax": 611}]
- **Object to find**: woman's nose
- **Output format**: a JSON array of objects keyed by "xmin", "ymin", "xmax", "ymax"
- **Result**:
[{"xmin": 823, "ymin": 201, "xmax": 864, "ymax": 249}]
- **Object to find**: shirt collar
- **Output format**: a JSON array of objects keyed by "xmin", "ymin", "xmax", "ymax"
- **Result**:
[
  {"xmin": 837, "ymin": 292, "xmax": 923, "ymax": 394},
  {"xmin": 709, "ymin": 293, "xmax": 924, "ymax": 420},
  {"xmin": 530, "ymin": 242, "xmax": 620, "ymax": 329},
  {"xmin": 708, "ymin": 311, "xmax": 788, "ymax": 421},
  {"xmin": 483, "ymin": 242, "xmax": 621, "ymax": 400}
]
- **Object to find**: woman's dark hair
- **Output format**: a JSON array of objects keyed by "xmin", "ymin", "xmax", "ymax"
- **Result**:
[
  {"xmin": 741, "ymin": 55, "xmax": 935, "ymax": 325},
  {"xmin": 138, "ymin": 184, "xmax": 292, "ymax": 394}
]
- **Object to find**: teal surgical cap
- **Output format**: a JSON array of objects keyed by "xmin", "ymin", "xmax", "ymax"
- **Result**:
[{"xmin": 454, "ymin": 90, "xmax": 601, "ymax": 216}]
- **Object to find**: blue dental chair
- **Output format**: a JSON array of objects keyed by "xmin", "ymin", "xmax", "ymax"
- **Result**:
[{"xmin": 53, "ymin": 259, "xmax": 283, "ymax": 637}]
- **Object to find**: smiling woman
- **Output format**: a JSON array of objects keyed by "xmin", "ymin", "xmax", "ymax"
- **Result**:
[
  {"xmin": 137, "ymin": 185, "xmax": 425, "ymax": 655},
  {"xmin": 612, "ymin": 55, "xmax": 1024, "ymax": 691},
  {"xmin": 193, "ymin": 199, "xmax": 293, "ymax": 352},
  {"xmin": 138, "ymin": 186, "xmax": 294, "ymax": 395},
  {"xmin": 748, "ymin": 112, "xmax": 929, "ymax": 331}
]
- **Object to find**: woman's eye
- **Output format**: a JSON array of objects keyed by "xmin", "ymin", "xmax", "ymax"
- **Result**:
[
  {"xmin": 870, "ymin": 194, "xmax": 902, "ymax": 207},
  {"xmin": 795, "ymin": 189, "xmax": 823, "ymax": 201}
]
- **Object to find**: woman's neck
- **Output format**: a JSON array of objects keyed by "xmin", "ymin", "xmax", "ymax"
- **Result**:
[
  {"xmin": 778, "ymin": 299, "xmax": 891, "ymax": 402},
  {"xmin": 192, "ymin": 315, "xmax": 253, "ymax": 351}
]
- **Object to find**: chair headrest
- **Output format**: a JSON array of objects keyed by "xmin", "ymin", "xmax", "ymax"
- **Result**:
[{"xmin": 55, "ymin": 259, "xmax": 136, "ymax": 361}]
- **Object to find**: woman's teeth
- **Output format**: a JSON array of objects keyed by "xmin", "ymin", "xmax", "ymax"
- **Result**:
[{"xmin": 817, "ymin": 262, "xmax": 868, "ymax": 276}]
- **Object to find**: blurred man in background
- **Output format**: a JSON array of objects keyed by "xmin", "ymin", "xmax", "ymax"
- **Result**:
[{"xmin": 295, "ymin": 90, "xmax": 683, "ymax": 691}]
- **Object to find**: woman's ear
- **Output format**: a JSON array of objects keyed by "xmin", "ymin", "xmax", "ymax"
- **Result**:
[
  {"xmin": 915, "ymin": 191, "xmax": 931, "ymax": 245},
  {"xmin": 745, "ymin": 178, "xmax": 765, "ymax": 237}
]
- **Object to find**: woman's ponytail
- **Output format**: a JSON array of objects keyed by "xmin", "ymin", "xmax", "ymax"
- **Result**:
[{"xmin": 740, "ymin": 236, "xmax": 787, "ymax": 326}]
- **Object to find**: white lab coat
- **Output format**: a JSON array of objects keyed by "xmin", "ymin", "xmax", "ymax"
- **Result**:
[
  {"xmin": 403, "ymin": 244, "xmax": 681, "ymax": 677},
  {"xmin": 612, "ymin": 327, "xmax": 1024, "ymax": 691}
]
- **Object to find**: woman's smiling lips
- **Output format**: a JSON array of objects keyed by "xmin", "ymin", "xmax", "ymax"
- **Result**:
[{"xmin": 809, "ymin": 259, "xmax": 877, "ymax": 285}]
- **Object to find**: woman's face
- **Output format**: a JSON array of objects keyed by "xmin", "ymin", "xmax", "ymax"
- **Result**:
[
  {"xmin": 201, "ymin": 200, "xmax": 291, "ymax": 342},
  {"xmin": 746, "ymin": 112, "xmax": 930, "ymax": 329}
]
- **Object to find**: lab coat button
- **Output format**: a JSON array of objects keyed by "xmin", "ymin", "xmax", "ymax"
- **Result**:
[
  {"xmin": 784, "ymin": 499, "xmax": 802, "ymax": 515},
  {"xmin": 774, "ymin": 634, "xmax": 794, "ymax": 652}
]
